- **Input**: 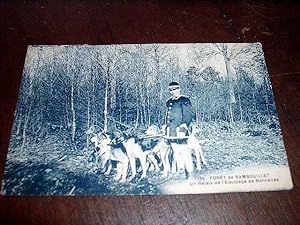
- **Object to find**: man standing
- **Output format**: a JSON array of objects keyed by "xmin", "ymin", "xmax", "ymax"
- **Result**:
[{"xmin": 165, "ymin": 81, "xmax": 195, "ymax": 177}]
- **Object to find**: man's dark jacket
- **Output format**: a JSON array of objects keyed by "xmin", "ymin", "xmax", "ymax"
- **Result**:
[{"xmin": 166, "ymin": 95, "xmax": 195, "ymax": 137}]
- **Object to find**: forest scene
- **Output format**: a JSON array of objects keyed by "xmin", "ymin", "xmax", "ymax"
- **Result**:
[{"xmin": 1, "ymin": 43, "xmax": 289, "ymax": 195}]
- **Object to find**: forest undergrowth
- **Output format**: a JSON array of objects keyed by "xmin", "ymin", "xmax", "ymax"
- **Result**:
[{"xmin": 2, "ymin": 121, "xmax": 287, "ymax": 195}]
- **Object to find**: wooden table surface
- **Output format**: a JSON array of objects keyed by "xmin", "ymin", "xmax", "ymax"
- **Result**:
[{"xmin": 0, "ymin": 1, "xmax": 299, "ymax": 225}]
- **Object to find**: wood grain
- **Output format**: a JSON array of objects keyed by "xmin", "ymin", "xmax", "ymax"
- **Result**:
[{"xmin": 0, "ymin": 1, "xmax": 299, "ymax": 224}]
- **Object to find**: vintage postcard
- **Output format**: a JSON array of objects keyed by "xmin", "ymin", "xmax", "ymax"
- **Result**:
[{"xmin": 1, "ymin": 43, "xmax": 293, "ymax": 195}]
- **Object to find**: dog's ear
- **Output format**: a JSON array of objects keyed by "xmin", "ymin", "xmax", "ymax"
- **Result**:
[
  {"xmin": 132, "ymin": 128, "xmax": 142, "ymax": 138},
  {"xmin": 90, "ymin": 136, "xmax": 98, "ymax": 144},
  {"xmin": 125, "ymin": 127, "xmax": 134, "ymax": 134},
  {"xmin": 131, "ymin": 129, "xmax": 138, "ymax": 137},
  {"xmin": 122, "ymin": 128, "xmax": 129, "ymax": 136},
  {"xmin": 97, "ymin": 132, "xmax": 102, "ymax": 138},
  {"xmin": 112, "ymin": 130, "xmax": 122, "ymax": 139},
  {"xmin": 86, "ymin": 126, "xmax": 96, "ymax": 135},
  {"xmin": 154, "ymin": 125, "xmax": 161, "ymax": 134},
  {"xmin": 124, "ymin": 128, "xmax": 137, "ymax": 138},
  {"xmin": 122, "ymin": 130, "xmax": 129, "ymax": 138},
  {"xmin": 103, "ymin": 133, "xmax": 110, "ymax": 139}
]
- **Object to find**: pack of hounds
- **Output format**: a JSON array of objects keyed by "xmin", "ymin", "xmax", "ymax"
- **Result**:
[{"xmin": 89, "ymin": 124, "xmax": 207, "ymax": 182}]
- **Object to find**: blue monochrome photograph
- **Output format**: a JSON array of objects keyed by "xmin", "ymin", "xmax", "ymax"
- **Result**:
[{"xmin": 1, "ymin": 43, "xmax": 293, "ymax": 195}]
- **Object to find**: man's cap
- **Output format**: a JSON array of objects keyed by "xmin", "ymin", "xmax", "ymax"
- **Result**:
[{"xmin": 168, "ymin": 81, "xmax": 180, "ymax": 89}]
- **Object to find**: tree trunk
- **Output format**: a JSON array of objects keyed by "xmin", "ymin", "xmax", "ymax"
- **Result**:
[
  {"xmin": 147, "ymin": 85, "xmax": 151, "ymax": 125},
  {"xmin": 70, "ymin": 79, "xmax": 76, "ymax": 143},
  {"xmin": 263, "ymin": 77, "xmax": 271, "ymax": 122},
  {"xmin": 110, "ymin": 71, "xmax": 116, "ymax": 110},
  {"xmin": 135, "ymin": 85, "xmax": 141, "ymax": 128},
  {"xmin": 252, "ymin": 92, "xmax": 262, "ymax": 124},
  {"xmin": 125, "ymin": 87, "xmax": 128, "ymax": 125},
  {"xmin": 126, "ymin": 109, "xmax": 128, "ymax": 125},
  {"xmin": 21, "ymin": 101, "xmax": 33, "ymax": 151},
  {"xmin": 104, "ymin": 77, "xmax": 109, "ymax": 133},
  {"xmin": 238, "ymin": 93, "xmax": 243, "ymax": 122},
  {"xmin": 142, "ymin": 84, "xmax": 148, "ymax": 126},
  {"xmin": 119, "ymin": 97, "xmax": 122, "ymax": 125},
  {"xmin": 21, "ymin": 47, "xmax": 41, "ymax": 151},
  {"xmin": 65, "ymin": 100, "xmax": 70, "ymax": 130},
  {"xmin": 135, "ymin": 104, "xmax": 139, "ymax": 128},
  {"xmin": 222, "ymin": 48, "xmax": 235, "ymax": 126},
  {"xmin": 16, "ymin": 112, "xmax": 23, "ymax": 135},
  {"xmin": 104, "ymin": 59, "xmax": 111, "ymax": 133},
  {"xmin": 86, "ymin": 94, "xmax": 90, "ymax": 149},
  {"xmin": 92, "ymin": 72, "xmax": 96, "ymax": 126}
]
